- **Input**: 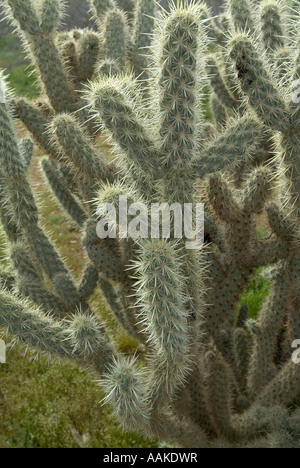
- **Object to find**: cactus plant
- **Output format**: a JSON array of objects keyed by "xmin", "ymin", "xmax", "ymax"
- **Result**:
[{"xmin": 2, "ymin": 0, "xmax": 300, "ymax": 448}]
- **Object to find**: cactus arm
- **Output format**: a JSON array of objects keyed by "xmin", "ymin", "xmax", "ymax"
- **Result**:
[
  {"xmin": 252, "ymin": 238, "xmax": 289, "ymax": 267},
  {"xmin": 243, "ymin": 168, "xmax": 273, "ymax": 214},
  {"xmin": 88, "ymin": 0, "xmax": 118, "ymax": 26},
  {"xmin": 41, "ymin": 157, "xmax": 87, "ymax": 228},
  {"xmin": 78, "ymin": 264, "xmax": 99, "ymax": 302},
  {"xmin": 88, "ymin": 76, "xmax": 162, "ymax": 181},
  {"xmin": 206, "ymin": 56, "xmax": 237, "ymax": 110},
  {"xmin": 260, "ymin": 0, "xmax": 285, "ymax": 53},
  {"xmin": 150, "ymin": 410, "xmax": 209, "ymax": 448},
  {"xmin": 133, "ymin": 0, "xmax": 155, "ymax": 51},
  {"xmin": 228, "ymin": 0, "xmax": 255, "ymax": 33},
  {"xmin": 267, "ymin": 205, "xmax": 297, "ymax": 243},
  {"xmin": 155, "ymin": 5, "xmax": 202, "ymax": 197},
  {"xmin": 131, "ymin": 0, "xmax": 155, "ymax": 79},
  {"xmin": 204, "ymin": 208, "xmax": 226, "ymax": 252},
  {"xmin": 0, "ymin": 89, "xmax": 38, "ymax": 230},
  {"xmin": 76, "ymin": 32, "xmax": 100, "ymax": 82},
  {"xmin": 0, "ymin": 185, "xmax": 65, "ymax": 316},
  {"xmin": 208, "ymin": 173, "xmax": 242, "ymax": 224},
  {"xmin": 247, "ymin": 266, "xmax": 288, "ymax": 397},
  {"xmin": 24, "ymin": 227, "xmax": 80, "ymax": 308},
  {"xmin": 58, "ymin": 36, "xmax": 79, "ymax": 85},
  {"xmin": 233, "ymin": 327, "xmax": 249, "ymax": 392},
  {"xmin": 0, "ymin": 289, "xmax": 117, "ymax": 375},
  {"xmin": 205, "ymin": 350, "xmax": 236, "ymax": 440},
  {"xmin": 196, "ymin": 117, "xmax": 263, "ymax": 177},
  {"xmin": 19, "ymin": 138, "xmax": 34, "ymax": 171},
  {"xmin": 14, "ymin": 98, "xmax": 60, "ymax": 160},
  {"xmin": 97, "ymin": 59, "xmax": 120, "ymax": 77},
  {"xmin": 6, "ymin": 0, "xmax": 76, "ymax": 113},
  {"xmin": 229, "ymin": 34, "xmax": 290, "ymax": 132},
  {"xmin": 0, "ymin": 80, "xmax": 79, "ymax": 308},
  {"xmin": 82, "ymin": 219, "xmax": 128, "ymax": 285},
  {"xmin": 5, "ymin": 0, "xmax": 40, "ymax": 34},
  {"xmin": 50, "ymin": 114, "xmax": 110, "ymax": 182},
  {"xmin": 0, "ymin": 289, "xmax": 76, "ymax": 358},
  {"xmin": 0, "ymin": 184, "xmax": 21, "ymax": 244},
  {"xmin": 40, "ymin": 0, "xmax": 64, "ymax": 32},
  {"xmin": 211, "ymin": 94, "xmax": 228, "ymax": 128},
  {"xmin": 257, "ymin": 360, "xmax": 300, "ymax": 408},
  {"xmin": 103, "ymin": 9, "xmax": 128, "ymax": 72},
  {"xmin": 281, "ymin": 132, "xmax": 300, "ymax": 217},
  {"xmin": 101, "ymin": 355, "xmax": 151, "ymax": 433},
  {"xmin": 135, "ymin": 240, "xmax": 190, "ymax": 406},
  {"xmin": 10, "ymin": 241, "xmax": 66, "ymax": 316},
  {"xmin": 98, "ymin": 277, "xmax": 139, "ymax": 338}
]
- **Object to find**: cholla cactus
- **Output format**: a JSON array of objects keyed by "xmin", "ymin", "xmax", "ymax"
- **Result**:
[
  {"xmin": 1, "ymin": 0, "xmax": 157, "ymax": 275},
  {"xmin": 2, "ymin": 0, "xmax": 300, "ymax": 449}
]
